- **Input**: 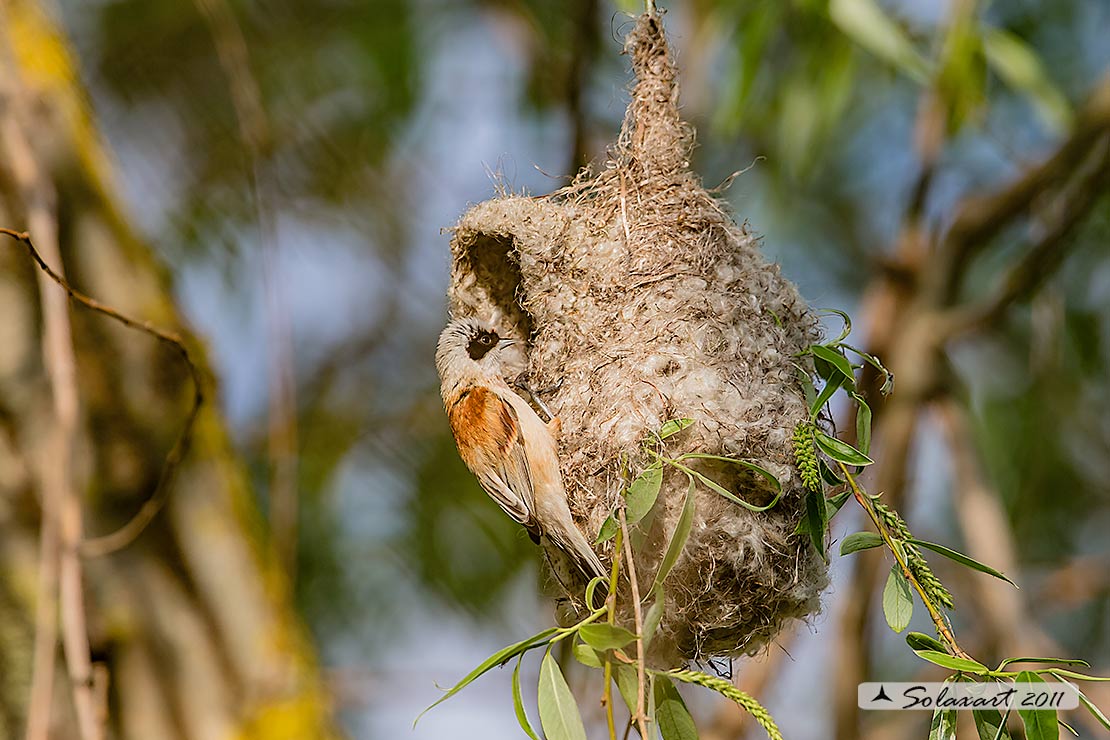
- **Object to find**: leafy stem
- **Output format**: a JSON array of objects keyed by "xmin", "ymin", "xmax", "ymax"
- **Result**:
[
  {"xmin": 618, "ymin": 507, "xmax": 650, "ymax": 740},
  {"xmin": 838, "ymin": 460, "xmax": 971, "ymax": 660},
  {"xmin": 551, "ymin": 605, "xmax": 610, "ymax": 645},
  {"xmin": 602, "ymin": 523, "xmax": 624, "ymax": 740}
]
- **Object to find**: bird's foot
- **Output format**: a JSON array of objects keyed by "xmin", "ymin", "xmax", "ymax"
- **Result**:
[{"xmin": 513, "ymin": 373, "xmax": 561, "ymax": 424}]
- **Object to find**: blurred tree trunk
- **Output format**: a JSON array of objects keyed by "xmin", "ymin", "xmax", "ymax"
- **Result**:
[{"xmin": 0, "ymin": 2, "xmax": 339, "ymax": 738}]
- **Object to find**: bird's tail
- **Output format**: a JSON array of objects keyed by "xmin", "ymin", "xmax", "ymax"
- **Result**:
[
  {"xmin": 573, "ymin": 540, "xmax": 609, "ymax": 583},
  {"xmin": 549, "ymin": 527, "xmax": 608, "ymax": 583}
]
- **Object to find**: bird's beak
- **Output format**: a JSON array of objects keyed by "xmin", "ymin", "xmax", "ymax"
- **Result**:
[{"xmin": 499, "ymin": 338, "xmax": 518, "ymax": 348}]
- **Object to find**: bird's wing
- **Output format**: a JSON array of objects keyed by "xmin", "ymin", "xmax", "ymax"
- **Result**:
[{"xmin": 449, "ymin": 386, "xmax": 539, "ymax": 531}]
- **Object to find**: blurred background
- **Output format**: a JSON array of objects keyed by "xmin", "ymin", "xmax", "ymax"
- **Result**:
[{"xmin": 0, "ymin": 0, "xmax": 1107, "ymax": 738}]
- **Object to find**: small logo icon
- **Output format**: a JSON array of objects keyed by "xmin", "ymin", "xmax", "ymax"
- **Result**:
[{"xmin": 872, "ymin": 686, "xmax": 893, "ymax": 702}]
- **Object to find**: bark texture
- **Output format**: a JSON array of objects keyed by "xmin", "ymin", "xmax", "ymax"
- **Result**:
[{"xmin": 0, "ymin": 2, "xmax": 339, "ymax": 737}]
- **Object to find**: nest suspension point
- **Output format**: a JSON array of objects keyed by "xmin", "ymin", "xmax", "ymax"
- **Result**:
[{"xmin": 446, "ymin": 13, "xmax": 827, "ymax": 665}]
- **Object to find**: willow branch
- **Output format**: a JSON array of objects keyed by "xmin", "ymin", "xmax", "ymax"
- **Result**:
[
  {"xmin": 839, "ymin": 461, "xmax": 970, "ymax": 660},
  {"xmin": 0, "ymin": 229, "xmax": 204, "ymax": 557}
]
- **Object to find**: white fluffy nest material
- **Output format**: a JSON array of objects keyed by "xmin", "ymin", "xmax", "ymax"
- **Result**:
[{"xmin": 446, "ymin": 13, "xmax": 828, "ymax": 664}]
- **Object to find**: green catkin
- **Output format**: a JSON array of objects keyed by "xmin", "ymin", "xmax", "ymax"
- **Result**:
[
  {"xmin": 909, "ymin": 549, "xmax": 955, "ymax": 609},
  {"xmin": 792, "ymin": 423, "xmax": 821, "ymax": 492},
  {"xmin": 874, "ymin": 500, "xmax": 954, "ymax": 609},
  {"xmin": 666, "ymin": 670, "xmax": 784, "ymax": 740},
  {"xmin": 874, "ymin": 499, "xmax": 912, "ymax": 540}
]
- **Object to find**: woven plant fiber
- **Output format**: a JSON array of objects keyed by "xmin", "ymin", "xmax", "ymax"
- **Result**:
[{"xmin": 446, "ymin": 13, "xmax": 827, "ymax": 664}]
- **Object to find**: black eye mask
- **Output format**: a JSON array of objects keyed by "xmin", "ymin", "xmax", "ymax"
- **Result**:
[{"xmin": 467, "ymin": 330, "xmax": 499, "ymax": 360}]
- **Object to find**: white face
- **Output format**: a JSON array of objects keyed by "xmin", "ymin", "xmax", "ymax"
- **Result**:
[{"xmin": 435, "ymin": 319, "xmax": 509, "ymax": 393}]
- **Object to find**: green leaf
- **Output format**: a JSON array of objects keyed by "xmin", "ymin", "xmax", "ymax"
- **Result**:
[
  {"xmin": 1016, "ymin": 671, "xmax": 1058, "ymax": 740},
  {"xmin": 840, "ymin": 343, "xmax": 895, "ymax": 395},
  {"xmin": 654, "ymin": 676, "xmax": 700, "ymax": 740},
  {"xmin": 829, "ymin": 0, "xmax": 929, "ymax": 81},
  {"xmin": 652, "ymin": 475, "xmax": 697, "ymax": 593},
  {"xmin": 883, "ymin": 565, "xmax": 914, "ymax": 633},
  {"xmin": 585, "ymin": 576, "xmax": 608, "ymax": 614},
  {"xmin": 973, "ymin": 708, "xmax": 1012, "ymax": 740},
  {"xmin": 678, "ymin": 457, "xmax": 783, "ymax": 512},
  {"xmin": 914, "ymin": 650, "xmax": 991, "ymax": 674},
  {"xmin": 983, "ymin": 28, "xmax": 1072, "ymax": 134},
  {"xmin": 644, "ymin": 589, "xmax": 665, "ymax": 650},
  {"xmin": 930, "ymin": 699, "xmax": 958, "ymax": 740},
  {"xmin": 906, "ymin": 632, "xmax": 949, "ymax": 653},
  {"xmin": 658, "ymin": 418, "xmax": 696, "ymax": 440},
  {"xmin": 840, "ymin": 531, "xmax": 883, "ymax": 555},
  {"xmin": 512, "ymin": 654, "xmax": 542, "ymax": 740},
  {"xmin": 538, "ymin": 651, "xmax": 588, "ymax": 740},
  {"xmin": 932, "ymin": 678, "xmax": 959, "ymax": 740},
  {"xmin": 572, "ymin": 642, "xmax": 603, "ymax": 669},
  {"xmin": 999, "ymin": 657, "xmax": 1090, "ymax": 670},
  {"xmin": 814, "ymin": 430, "xmax": 874, "ymax": 466},
  {"xmin": 1069, "ymin": 681, "xmax": 1110, "ymax": 731},
  {"xmin": 578, "ymin": 623, "xmax": 636, "ymax": 651},
  {"xmin": 819, "ymin": 308, "xmax": 854, "ymax": 345},
  {"xmin": 908, "ymin": 539, "xmax": 1017, "ymax": 587},
  {"xmin": 613, "ymin": 663, "xmax": 639, "ymax": 715},
  {"xmin": 626, "ymin": 462, "xmax": 664, "ymax": 525},
  {"xmin": 826, "ymin": 487, "xmax": 852, "ymax": 512},
  {"xmin": 811, "ymin": 344, "xmax": 857, "ymax": 387},
  {"xmin": 417, "ymin": 627, "xmax": 557, "ymax": 722},
  {"xmin": 795, "ymin": 487, "xmax": 851, "ymax": 537},
  {"xmin": 805, "ymin": 488, "xmax": 828, "ymax": 559},
  {"xmin": 810, "ymin": 375, "xmax": 845, "ymax": 417},
  {"xmin": 595, "ymin": 514, "xmax": 619, "ymax": 544},
  {"xmin": 1044, "ymin": 669, "xmax": 1110, "ymax": 683},
  {"xmin": 678, "ymin": 453, "xmax": 782, "ymax": 492},
  {"xmin": 852, "ymin": 393, "xmax": 872, "ymax": 456}
]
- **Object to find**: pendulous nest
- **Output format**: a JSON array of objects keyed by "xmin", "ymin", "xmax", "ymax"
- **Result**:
[{"xmin": 445, "ymin": 13, "xmax": 827, "ymax": 665}]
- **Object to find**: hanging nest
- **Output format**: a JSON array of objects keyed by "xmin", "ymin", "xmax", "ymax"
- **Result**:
[{"xmin": 446, "ymin": 13, "xmax": 827, "ymax": 665}]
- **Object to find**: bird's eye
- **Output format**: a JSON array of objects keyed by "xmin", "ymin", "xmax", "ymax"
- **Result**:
[{"xmin": 480, "ymin": 335, "xmax": 494, "ymax": 345}]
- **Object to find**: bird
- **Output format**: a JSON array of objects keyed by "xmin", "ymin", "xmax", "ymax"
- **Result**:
[{"xmin": 435, "ymin": 317, "xmax": 608, "ymax": 583}]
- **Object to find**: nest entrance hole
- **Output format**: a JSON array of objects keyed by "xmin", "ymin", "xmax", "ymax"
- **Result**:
[{"xmin": 458, "ymin": 232, "xmax": 534, "ymax": 346}]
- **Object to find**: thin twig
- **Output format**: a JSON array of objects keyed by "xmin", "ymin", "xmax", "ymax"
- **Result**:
[
  {"xmin": 0, "ymin": 229, "xmax": 204, "ymax": 557},
  {"xmin": 603, "ymin": 525, "xmax": 623, "ymax": 740},
  {"xmin": 1, "ymin": 111, "xmax": 100, "ymax": 739},
  {"xmin": 618, "ymin": 508, "xmax": 649, "ymax": 739}
]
